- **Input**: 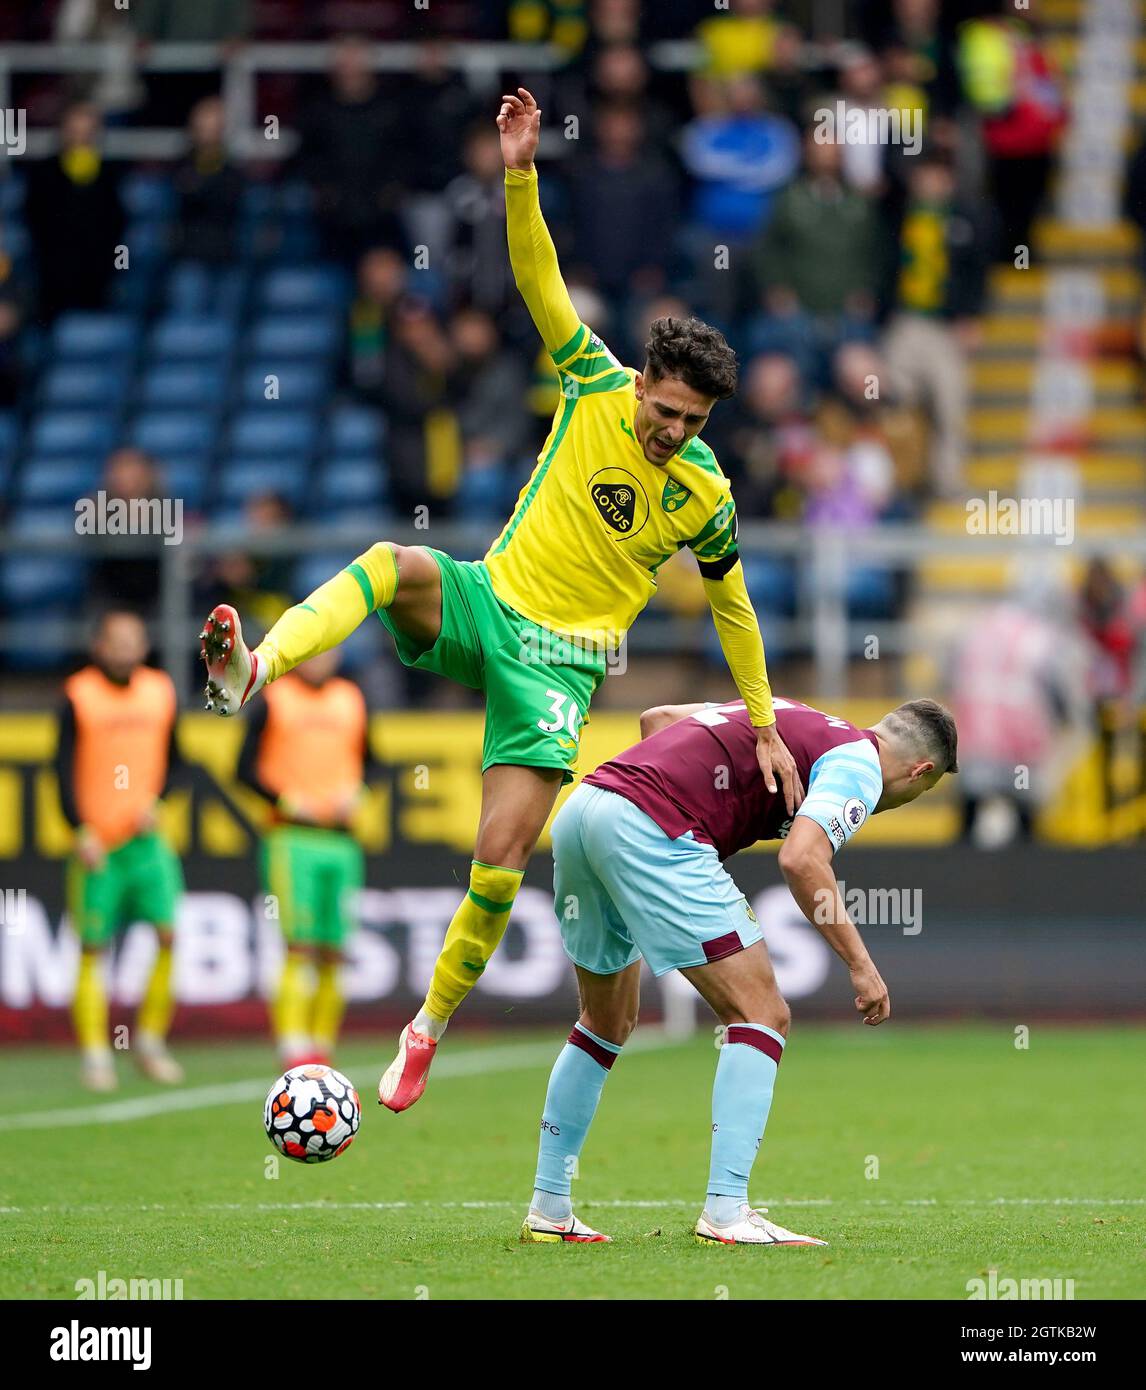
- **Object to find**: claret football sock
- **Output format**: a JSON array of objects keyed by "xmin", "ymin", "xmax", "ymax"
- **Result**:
[
  {"xmin": 423, "ymin": 861, "xmax": 524, "ymax": 1023},
  {"xmin": 73, "ymin": 951, "xmax": 109, "ymax": 1052},
  {"xmin": 706, "ymin": 1023, "xmax": 786, "ymax": 1215},
  {"xmin": 532, "ymin": 1023, "xmax": 623, "ymax": 1219}
]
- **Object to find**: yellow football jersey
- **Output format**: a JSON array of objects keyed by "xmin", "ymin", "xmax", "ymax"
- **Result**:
[
  {"xmin": 486, "ymin": 170, "xmax": 737, "ymax": 641},
  {"xmin": 485, "ymin": 328, "xmax": 737, "ymax": 640}
]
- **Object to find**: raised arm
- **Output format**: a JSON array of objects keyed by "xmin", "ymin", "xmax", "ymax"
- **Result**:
[{"xmin": 498, "ymin": 87, "xmax": 581, "ymax": 356}]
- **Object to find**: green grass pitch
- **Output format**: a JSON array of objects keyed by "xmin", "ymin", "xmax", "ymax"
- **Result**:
[{"xmin": 2, "ymin": 1023, "xmax": 1142, "ymax": 1300}]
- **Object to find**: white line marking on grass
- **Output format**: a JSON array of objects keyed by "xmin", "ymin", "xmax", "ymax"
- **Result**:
[
  {"xmin": 5, "ymin": 1198, "xmax": 1142, "ymax": 1218},
  {"xmin": 5, "ymin": 1031, "xmax": 679, "ymax": 1132}
]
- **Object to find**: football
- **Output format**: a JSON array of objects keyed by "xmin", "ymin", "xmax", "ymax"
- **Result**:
[{"xmin": 263, "ymin": 1064, "xmax": 361, "ymax": 1163}]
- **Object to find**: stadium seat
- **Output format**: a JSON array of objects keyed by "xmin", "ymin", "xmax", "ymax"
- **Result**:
[
  {"xmin": 0, "ymin": 170, "xmax": 24, "ymax": 214},
  {"xmin": 0, "ymin": 555, "xmax": 86, "ymax": 607},
  {"xmin": 149, "ymin": 315, "xmax": 237, "ymax": 362},
  {"xmin": 51, "ymin": 313, "xmax": 136, "ymax": 362},
  {"xmin": 165, "ymin": 261, "xmax": 249, "ymax": 317},
  {"xmin": 158, "ymin": 457, "xmax": 212, "ymax": 510},
  {"xmin": 28, "ymin": 412, "xmax": 117, "ymax": 459},
  {"xmin": 258, "ymin": 265, "xmax": 349, "ymax": 314},
  {"xmin": 217, "ymin": 458, "xmax": 308, "ymax": 509},
  {"xmin": 138, "ymin": 363, "xmax": 229, "ymax": 410},
  {"xmin": 454, "ymin": 466, "xmax": 515, "ymax": 520},
  {"xmin": 6, "ymin": 503, "xmax": 83, "ymax": 538},
  {"xmin": 121, "ymin": 172, "xmax": 175, "ymax": 221},
  {"xmin": 239, "ymin": 362, "xmax": 329, "ymax": 409},
  {"xmin": 228, "ymin": 411, "xmax": 320, "ymax": 458},
  {"xmin": 128, "ymin": 412, "xmax": 220, "ymax": 459},
  {"xmin": 326, "ymin": 405, "xmax": 385, "ymax": 456},
  {"xmin": 0, "ymin": 410, "xmax": 19, "ymax": 461},
  {"xmin": 15, "ymin": 459, "xmax": 101, "ymax": 506},
  {"xmin": 38, "ymin": 364, "xmax": 129, "ymax": 411},
  {"xmin": 317, "ymin": 460, "xmax": 387, "ymax": 512},
  {"xmin": 247, "ymin": 314, "xmax": 341, "ymax": 360}
]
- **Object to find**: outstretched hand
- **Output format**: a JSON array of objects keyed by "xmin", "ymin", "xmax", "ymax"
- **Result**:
[{"xmin": 497, "ymin": 87, "xmax": 540, "ymax": 171}]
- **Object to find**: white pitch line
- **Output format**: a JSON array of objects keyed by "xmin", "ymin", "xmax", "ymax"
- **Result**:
[
  {"xmin": 5, "ymin": 1031, "xmax": 679, "ymax": 1132},
  {"xmin": 2, "ymin": 1198, "xmax": 1142, "ymax": 1217}
]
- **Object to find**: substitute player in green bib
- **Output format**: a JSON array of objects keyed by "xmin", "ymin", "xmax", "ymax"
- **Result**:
[{"xmin": 200, "ymin": 87, "xmax": 803, "ymax": 1113}]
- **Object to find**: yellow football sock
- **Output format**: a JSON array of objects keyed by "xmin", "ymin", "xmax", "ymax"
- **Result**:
[
  {"xmin": 255, "ymin": 541, "xmax": 399, "ymax": 683},
  {"xmin": 73, "ymin": 952, "xmax": 109, "ymax": 1053},
  {"xmin": 137, "ymin": 940, "xmax": 175, "ymax": 1042},
  {"xmin": 273, "ymin": 950, "xmax": 314, "ymax": 1051},
  {"xmin": 423, "ymin": 861, "xmax": 524, "ymax": 1023},
  {"xmin": 311, "ymin": 959, "xmax": 345, "ymax": 1053}
]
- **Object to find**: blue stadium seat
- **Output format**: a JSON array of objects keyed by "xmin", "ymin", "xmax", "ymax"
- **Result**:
[
  {"xmin": 0, "ymin": 171, "xmax": 24, "ymax": 214},
  {"xmin": 121, "ymin": 172, "xmax": 175, "ymax": 221},
  {"xmin": 51, "ymin": 313, "xmax": 136, "ymax": 361},
  {"xmin": 0, "ymin": 410, "xmax": 19, "ymax": 461},
  {"xmin": 165, "ymin": 261, "xmax": 249, "ymax": 317},
  {"xmin": 28, "ymin": 412, "xmax": 117, "ymax": 458},
  {"xmin": 259, "ymin": 265, "xmax": 348, "ymax": 314},
  {"xmin": 317, "ymin": 505, "xmax": 392, "ymax": 533},
  {"xmin": 743, "ymin": 556, "xmax": 798, "ymax": 618},
  {"xmin": 248, "ymin": 315, "xmax": 341, "ymax": 359},
  {"xmin": 149, "ymin": 315, "xmax": 237, "ymax": 362},
  {"xmin": 6, "ymin": 503, "xmax": 82, "ymax": 538},
  {"xmin": 317, "ymin": 460, "xmax": 387, "ymax": 512},
  {"xmin": 326, "ymin": 404, "xmax": 384, "ymax": 456},
  {"xmin": 454, "ymin": 467, "xmax": 515, "ymax": 520},
  {"xmin": 38, "ymin": 363, "xmax": 129, "ymax": 410},
  {"xmin": 15, "ymin": 459, "xmax": 101, "ymax": 506},
  {"xmin": 128, "ymin": 412, "xmax": 219, "ymax": 459},
  {"xmin": 139, "ymin": 363, "xmax": 228, "ymax": 410},
  {"xmin": 228, "ymin": 411, "xmax": 320, "ymax": 458},
  {"xmin": 217, "ymin": 458, "xmax": 308, "ymax": 508},
  {"xmin": 0, "ymin": 557, "xmax": 87, "ymax": 607},
  {"xmin": 239, "ymin": 362, "xmax": 329, "ymax": 409},
  {"xmin": 157, "ymin": 458, "xmax": 211, "ymax": 510}
]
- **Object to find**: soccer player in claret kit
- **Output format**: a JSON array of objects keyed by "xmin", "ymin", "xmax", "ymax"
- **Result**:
[
  {"xmin": 199, "ymin": 87, "xmax": 803, "ymax": 1112},
  {"xmin": 521, "ymin": 696, "xmax": 958, "ymax": 1245}
]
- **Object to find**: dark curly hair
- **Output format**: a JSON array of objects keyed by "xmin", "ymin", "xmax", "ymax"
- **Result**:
[{"xmin": 643, "ymin": 315, "xmax": 739, "ymax": 400}]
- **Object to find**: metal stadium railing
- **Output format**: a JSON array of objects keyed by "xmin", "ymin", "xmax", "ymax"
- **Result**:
[{"xmin": 3, "ymin": 522, "xmax": 1143, "ymax": 698}]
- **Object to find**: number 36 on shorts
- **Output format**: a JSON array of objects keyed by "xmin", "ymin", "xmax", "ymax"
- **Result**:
[{"xmin": 538, "ymin": 689, "xmax": 583, "ymax": 740}]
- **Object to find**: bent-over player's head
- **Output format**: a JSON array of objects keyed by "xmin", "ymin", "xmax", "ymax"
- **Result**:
[
  {"xmin": 90, "ymin": 609, "xmax": 149, "ymax": 685},
  {"xmin": 633, "ymin": 316, "xmax": 738, "ymax": 467},
  {"xmin": 871, "ymin": 698, "xmax": 958, "ymax": 812}
]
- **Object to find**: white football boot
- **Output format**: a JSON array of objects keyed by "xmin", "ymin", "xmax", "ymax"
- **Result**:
[
  {"xmin": 695, "ymin": 1204, "xmax": 827, "ymax": 1246},
  {"xmin": 134, "ymin": 1036, "xmax": 184, "ymax": 1085},
  {"xmin": 520, "ymin": 1210, "xmax": 611, "ymax": 1243},
  {"xmin": 199, "ymin": 604, "xmax": 265, "ymax": 716},
  {"xmin": 81, "ymin": 1050, "xmax": 117, "ymax": 1093}
]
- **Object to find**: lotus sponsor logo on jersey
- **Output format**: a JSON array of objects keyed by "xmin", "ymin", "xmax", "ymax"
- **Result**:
[
  {"xmin": 661, "ymin": 477, "xmax": 693, "ymax": 512},
  {"xmin": 588, "ymin": 467, "xmax": 649, "ymax": 538},
  {"xmin": 842, "ymin": 798, "xmax": 868, "ymax": 831}
]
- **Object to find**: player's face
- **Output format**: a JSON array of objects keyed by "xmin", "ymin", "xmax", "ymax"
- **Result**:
[
  {"xmin": 633, "ymin": 374, "xmax": 715, "ymax": 467},
  {"xmin": 92, "ymin": 614, "xmax": 148, "ymax": 683}
]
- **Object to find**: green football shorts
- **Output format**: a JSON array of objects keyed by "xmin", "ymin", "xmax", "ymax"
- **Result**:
[
  {"xmin": 376, "ymin": 548, "xmax": 609, "ymax": 783},
  {"xmin": 67, "ymin": 832, "xmax": 183, "ymax": 947},
  {"xmin": 262, "ymin": 825, "xmax": 364, "ymax": 948}
]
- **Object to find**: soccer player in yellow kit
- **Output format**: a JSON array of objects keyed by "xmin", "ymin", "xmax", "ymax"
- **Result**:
[{"xmin": 201, "ymin": 88, "xmax": 803, "ymax": 1113}]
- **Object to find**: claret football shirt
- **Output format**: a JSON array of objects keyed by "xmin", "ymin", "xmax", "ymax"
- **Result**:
[{"xmin": 585, "ymin": 698, "xmax": 884, "ymax": 859}]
